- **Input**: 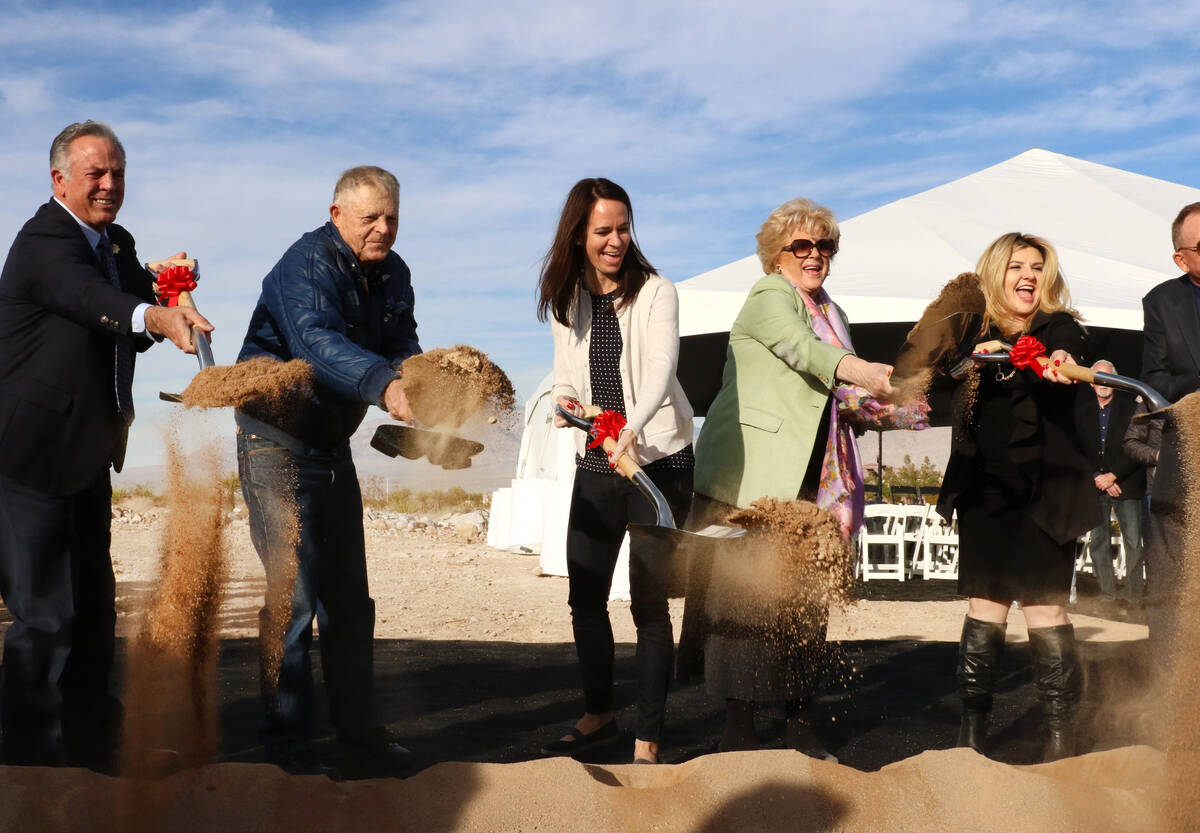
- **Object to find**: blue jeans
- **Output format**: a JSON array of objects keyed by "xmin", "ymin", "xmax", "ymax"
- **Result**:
[
  {"xmin": 1087, "ymin": 493, "xmax": 1143, "ymax": 601},
  {"xmin": 237, "ymin": 431, "xmax": 378, "ymax": 753}
]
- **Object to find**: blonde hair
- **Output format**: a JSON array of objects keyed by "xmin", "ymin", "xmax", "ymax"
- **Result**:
[
  {"xmin": 976, "ymin": 232, "xmax": 1078, "ymax": 333},
  {"xmin": 755, "ymin": 197, "xmax": 839, "ymax": 274}
]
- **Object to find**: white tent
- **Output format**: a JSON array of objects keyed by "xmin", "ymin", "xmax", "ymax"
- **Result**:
[
  {"xmin": 488, "ymin": 148, "xmax": 1200, "ymax": 567},
  {"xmin": 678, "ymin": 148, "xmax": 1200, "ymax": 337}
]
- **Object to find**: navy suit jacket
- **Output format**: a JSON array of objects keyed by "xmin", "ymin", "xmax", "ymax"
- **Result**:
[{"xmin": 0, "ymin": 199, "xmax": 156, "ymax": 495}]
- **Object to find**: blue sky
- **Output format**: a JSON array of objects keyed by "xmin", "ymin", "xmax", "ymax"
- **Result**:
[{"xmin": 3, "ymin": 0, "xmax": 1200, "ymax": 469}]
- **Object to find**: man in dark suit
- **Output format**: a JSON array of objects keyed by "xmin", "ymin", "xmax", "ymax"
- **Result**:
[
  {"xmin": 1074, "ymin": 360, "xmax": 1145, "ymax": 607},
  {"xmin": 1140, "ymin": 201, "xmax": 1200, "ymax": 647},
  {"xmin": 0, "ymin": 121, "xmax": 212, "ymax": 768}
]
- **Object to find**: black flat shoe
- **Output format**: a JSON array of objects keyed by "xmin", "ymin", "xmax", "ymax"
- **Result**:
[{"xmin": 541, "ymin": 719, "xmax": 619, "ymax": 755}]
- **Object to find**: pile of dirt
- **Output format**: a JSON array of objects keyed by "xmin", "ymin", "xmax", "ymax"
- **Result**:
[
  {"xmin": 401, "ymin": 346, "xmax": 515, "ymax": 429},
  {"xmin": 180, "ymin": 357, "xmax": 313, "ymax": 421},
  {"xmin": 0, "ymin": 746, "xmax": 1167, "ymax": 832}
]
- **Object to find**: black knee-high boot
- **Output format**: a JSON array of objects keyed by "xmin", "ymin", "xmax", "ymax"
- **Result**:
[
  {"xmin": 956, "ymin": 616, "xmax": 1007, "ymax": 754},
  {"xmin": 1028, "ymin": 624, "xmax": 1082, "ymax": 762}
]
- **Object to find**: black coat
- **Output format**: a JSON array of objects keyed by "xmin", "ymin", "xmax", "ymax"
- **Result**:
[
  {"xmin": 937, "ymin": 311, "xmax": 1096, "ymax": 545},
  {"xmin": 1141, "ymin": 275, "xmax": 1200, "ymax": 403},
  {"xmin": 0, "ymin": 199, "xmax": 156, "ymax": 495},
  {"xmin": 1140, "ymin": 275, "xmax": 1200, "ymax": 514},
  {"xmin": 1074, "ymin": 388, "xmax": 1145, "ymax": 500}
]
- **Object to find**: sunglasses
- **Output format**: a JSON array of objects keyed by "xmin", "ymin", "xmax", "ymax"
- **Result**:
[{"xmin": 780, "ymin": 238, "xmax": 838, "ymax": 259}]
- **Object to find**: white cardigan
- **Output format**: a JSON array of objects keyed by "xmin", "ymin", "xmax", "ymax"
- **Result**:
[{"xmin": 551, "ymin": 274, "xmax": 694, "ymax": 464}]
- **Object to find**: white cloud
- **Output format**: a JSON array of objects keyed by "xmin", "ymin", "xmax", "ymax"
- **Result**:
[{"xmin": 2, "ymin": 0, "xmax": 1200, "ymax": 469}]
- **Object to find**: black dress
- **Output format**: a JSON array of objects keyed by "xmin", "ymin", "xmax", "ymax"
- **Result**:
[{"xmin": 937, "ymin": 311, "xmax": 1096, "ymax": 605}]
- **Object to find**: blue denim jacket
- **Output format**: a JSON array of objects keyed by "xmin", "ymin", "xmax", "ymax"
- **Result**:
[{"xmin": 236, "ymin": 221, "xmax": 421, "ymax": 450}]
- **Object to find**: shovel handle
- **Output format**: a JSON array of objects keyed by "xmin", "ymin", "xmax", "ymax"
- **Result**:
[
  {"xmin": 601, "ymin": 436, "xmax": 643, "ymax": 480},
  {"xmin": 176, "ymin": 290, "xmax": 215, "ymax": 369},
  {"xmin": 1031, "ymin": 355, "xmax": 1094, "ymax": 384}
]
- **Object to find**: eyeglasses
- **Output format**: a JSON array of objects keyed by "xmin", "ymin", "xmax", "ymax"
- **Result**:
[
  {"xmin": 780, "ymin": 238, "xmax": 838, "ymax": 259},
  {"xmin": 1178, "ymin": 242, "xmax": 1200, "ymax": 254}
]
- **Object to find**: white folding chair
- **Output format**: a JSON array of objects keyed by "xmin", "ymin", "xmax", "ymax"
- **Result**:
[
  {"xmin": 858, "ymin": 504, "xmax": 909, "ymax": 581},
  {"xmin": 897, "ymin": 504, "xmax": 930, "ymax": 578},
  {"xmin": 919, "ymin": 509, "xmax": 959, "ymax": 580}
]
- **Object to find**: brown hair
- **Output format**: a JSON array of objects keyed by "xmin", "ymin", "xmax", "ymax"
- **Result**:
[
  {"xmin": 976, "ymin": 232, "xmax": 1079, "ymax": 334},
  {"xmin": 1172, "ymin": 202, "xmax": 1200, "ymax": 250},
  {"xmin": 536, "ymin": 178, "xmax": 656, "ymax": 327}
]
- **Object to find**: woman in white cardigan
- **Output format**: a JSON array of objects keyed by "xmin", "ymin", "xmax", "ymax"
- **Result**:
[{"xmin": 537, "ymin": 178, "xmax": 694, "ymax": 765}]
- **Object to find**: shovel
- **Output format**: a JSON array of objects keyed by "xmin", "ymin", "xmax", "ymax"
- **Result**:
[
  {"xmin": 970, "ymin": 349, "xmax": 1170, "ymax": 413},
  {"xmin": 370, "ymin": 424, "xmax": 485, "ymax": 470},
  {"xmin": 554, "ymin": 405, "xmax": 745, "ymax": 545}
]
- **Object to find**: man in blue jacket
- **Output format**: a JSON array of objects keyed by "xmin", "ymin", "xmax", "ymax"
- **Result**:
[{"xmin": 235, "ymin": 166, "xmax": 421, "ymax": 776}]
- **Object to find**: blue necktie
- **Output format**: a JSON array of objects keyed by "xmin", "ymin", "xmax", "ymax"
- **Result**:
[{"xmin": 97, "ymin": 237, "xmax": 135, "ymax": 426}]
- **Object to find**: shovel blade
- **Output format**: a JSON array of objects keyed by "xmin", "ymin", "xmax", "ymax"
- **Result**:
[
  {"xmin": 370, "ymin": 425, "xmax": 485, "ymax": 470},
  {"xmin": 627, "ymin": 523, "xmax": 747, "ymax": 544}
]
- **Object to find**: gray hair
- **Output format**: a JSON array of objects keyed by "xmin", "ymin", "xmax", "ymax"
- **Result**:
[
  {"xmin": 1091, "ymin": 359, "xmax": 1116, "ymax": 374},
  {"xmin": 332, "ymin": 166, "xmax": 399, "ymax": 206},
  {"xmin": 50, "ymin": 121, "xmax": 125, "ymax": 178}
]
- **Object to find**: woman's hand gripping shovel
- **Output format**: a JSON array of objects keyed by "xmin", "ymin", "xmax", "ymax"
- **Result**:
[
  {"xmin": 967, "ymin": 335, "xmax": 1170, "ymax": 413},
  {"xmin": 554, "ymin": 404, "xmax": 746, "ymax": 545}
]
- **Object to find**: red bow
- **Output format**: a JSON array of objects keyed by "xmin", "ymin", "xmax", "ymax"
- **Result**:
[
  {"xmin": 586, "ymin": 410, "xmax": 627, "ymax": 460},
  {"xmin": 155, "ymin": 265, "xmax": 198, "ymax": 306},
  {"xmin": 1009, "ymin": 335, "xmax": 1047, "ymax": 371}
]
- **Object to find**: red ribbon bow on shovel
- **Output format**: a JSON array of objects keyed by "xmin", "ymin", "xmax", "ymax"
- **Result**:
[
  {"xmin": 586, "ymin": 410, "xmax": 627, "ymax": 468},
  {"xmin": 155, "ymin": 264, "xmax": 198, "ymax": 306},
  {"xmin": 1008, "ymin": 335, "xmax": 1047, "ymax": 371}
]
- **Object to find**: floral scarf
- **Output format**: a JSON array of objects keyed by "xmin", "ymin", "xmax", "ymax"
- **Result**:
[
  {"xmin": 795, "ymin": 287, "xmax": 865, "ymax": 540},
  {"xmin": 797, "ymin": 287, "xmax": 930, "ymax": 539}
]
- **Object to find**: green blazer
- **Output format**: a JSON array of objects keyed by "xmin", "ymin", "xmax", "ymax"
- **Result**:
[{"xmin": 694, "ymin": 273, "xmax": 850, "ymax": 508}]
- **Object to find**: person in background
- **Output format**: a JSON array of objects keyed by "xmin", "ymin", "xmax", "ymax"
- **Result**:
[
  {"xmin": 937, "ymin": 233, "xmax": 1094, "ymax": 762},
  {"xmin": 1073, "ymin": 360, "xmax": 1144, "ymax": 611},
  {"xmin": 677, "ymin": 197, "xmax": 904, "ymax": 761},
  {"xmin": 1122, "ymin": 396, "xmax": 1160, "ymax": 607},
  {"xmin": 0, "ymin": 120, "xmax": 211, "ymax": 768},
  {"xmin": 537, "ymin": 178, "xmax": 694, "ymax": 765},
  {"xmin": 235, "ymin": 165, "xmax": 421, "ymax": 777}
]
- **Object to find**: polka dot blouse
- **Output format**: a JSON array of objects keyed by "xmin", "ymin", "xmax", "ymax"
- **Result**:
[{"xmin": 576, "ymin": 289, "xmax": 694, "ymax": 475}]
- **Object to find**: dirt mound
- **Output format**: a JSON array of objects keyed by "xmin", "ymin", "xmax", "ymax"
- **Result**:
[{"xmin": 0, "ymin": 746, "xmax": 1167, "ymax": 832}]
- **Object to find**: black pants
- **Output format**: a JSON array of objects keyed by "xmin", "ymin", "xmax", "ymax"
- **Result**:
[
  {"xmin": 237, "ymin": 431, "xmax": 379, "ymax": 753},
  {"xmin": 565, "ymin": 465, "xmax": 692, "ymax": 743},
  {"xmin": 0, "ymin": 469, "xmax": 119, "ymax": 767}
]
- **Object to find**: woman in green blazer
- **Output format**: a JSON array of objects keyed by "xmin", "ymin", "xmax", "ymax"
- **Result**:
[{"xmin": 680, "ymin": 197, "xmax": 897, "ymax": 759}]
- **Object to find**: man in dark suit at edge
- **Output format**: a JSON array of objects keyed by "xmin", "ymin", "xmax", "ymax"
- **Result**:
[
  {"xmin": 1140, "ymin": 201, "xmax": 1200, "ymax": 654},
  {"xmin": 0, "ymin": 121, "xmax": 212, "ymax": 768}
]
